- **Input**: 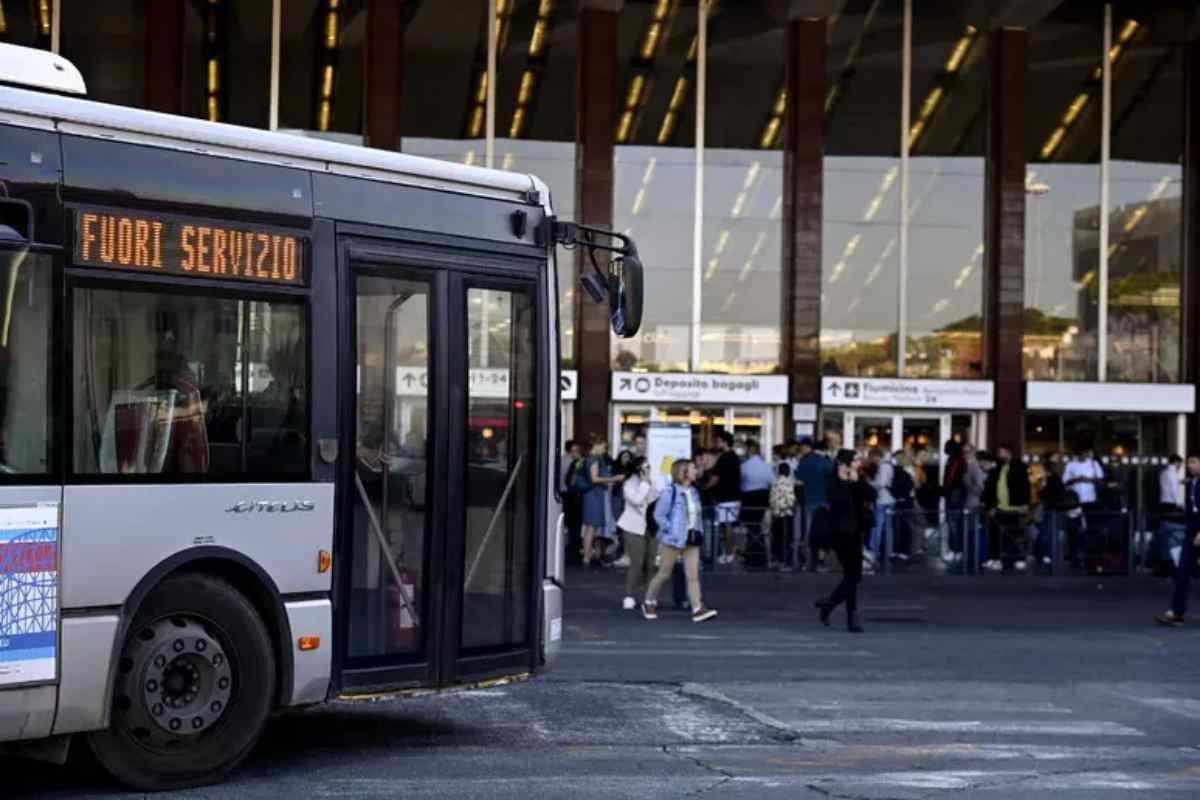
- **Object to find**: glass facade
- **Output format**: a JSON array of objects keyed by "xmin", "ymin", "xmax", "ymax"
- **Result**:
[
  {"xmin": 821, "ymin": 1, "xmax": 902, "ymax": 377},
  {"xmin": 10, "ymin": 0, "xmax": 1198, "ymax": 430}
]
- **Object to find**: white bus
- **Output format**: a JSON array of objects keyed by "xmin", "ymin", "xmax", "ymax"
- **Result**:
[{"xmin": 0, "ymin": 45, "xmax": 642, "ymax": 790}]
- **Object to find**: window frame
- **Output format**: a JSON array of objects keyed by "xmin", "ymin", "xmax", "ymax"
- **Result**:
[
  {"xmin": 64, "ymin": 267, "xmax": 313, "ymax": 484},
  {"xmin": 0, "ymin": 243, "xmax": 61, "ymax": 486}
]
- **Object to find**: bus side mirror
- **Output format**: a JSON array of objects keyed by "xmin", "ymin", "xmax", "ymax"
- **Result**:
[{"xmin": 610, "ymin": 248, "xmax": 643, "ymax": 339}]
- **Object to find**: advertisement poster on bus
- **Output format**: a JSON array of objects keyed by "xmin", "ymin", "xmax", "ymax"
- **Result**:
[
  {"xmin": 646, "ymin": 423, "xmax": 692, "ymax": 492},
  {"xmin": 0, "ymin": 504, "xmax": 59, "ymax": 686}
]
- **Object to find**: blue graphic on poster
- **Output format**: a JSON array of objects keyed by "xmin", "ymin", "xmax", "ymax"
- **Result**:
[{"xmin": 0, "ymin": 505, "xmax": 59, "ymax": 686}]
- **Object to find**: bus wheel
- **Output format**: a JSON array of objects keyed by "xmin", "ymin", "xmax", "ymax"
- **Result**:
[{"xmin": 88, "ymin": 573, "xmax": 277, "ymax": 791}]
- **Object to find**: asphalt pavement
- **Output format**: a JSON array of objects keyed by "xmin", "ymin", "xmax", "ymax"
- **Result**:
[{"xmin": 9, "ymin": 566, "xmax": 1200, "ymax": 799}]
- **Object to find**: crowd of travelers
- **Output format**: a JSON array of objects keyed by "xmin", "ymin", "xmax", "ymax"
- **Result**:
[{"xmin": 560, "ymin": 429, "xmax": 1200, "ymax": 631}]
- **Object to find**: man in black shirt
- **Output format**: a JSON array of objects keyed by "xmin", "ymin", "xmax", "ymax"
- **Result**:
[{"xmin": 704, "ymin": 431, "xmax": 743, "ymax": 565}]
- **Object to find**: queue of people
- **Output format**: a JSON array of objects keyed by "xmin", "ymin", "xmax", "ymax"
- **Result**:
[{"xmin": 562, "ymin": 429, "xmax": 1200, "ymax": 632}]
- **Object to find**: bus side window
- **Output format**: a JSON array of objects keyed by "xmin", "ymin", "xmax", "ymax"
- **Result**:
[
  {"xmin": 73, "ymin": 287, "xmax": 308, "ymax": 479},
  {"xmin": 0, "ymin": 248, "xmax": 52, "ymax": 477}
]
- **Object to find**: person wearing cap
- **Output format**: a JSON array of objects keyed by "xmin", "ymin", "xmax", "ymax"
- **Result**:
[{"xmin": 815, "ymin": 449, "xmax": 869, "ymax": 633}]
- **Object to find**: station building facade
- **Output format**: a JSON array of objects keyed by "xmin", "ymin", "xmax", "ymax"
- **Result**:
[{"xmin": 11, "ymin": 0, "xmax": 1200, "ymax": 475}]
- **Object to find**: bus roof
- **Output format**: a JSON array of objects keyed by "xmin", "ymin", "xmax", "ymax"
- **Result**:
[
  {"xmin": 0, "ymin": 51, "xmax": 548, "ymax": 208},
  {"xmin": 0, "ymin": 43, "xmax": 87, "ymax": 95}
]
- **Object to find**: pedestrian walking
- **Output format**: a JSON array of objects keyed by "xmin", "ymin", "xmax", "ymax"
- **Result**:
[
  {"xmin": 617, "ymin": 457, "xmax": 658, "ymax": 611},
  {"xmin": 705, "ymin": 431, "xmax": 743, "ymax": 565},
  {"xmin": 643, "ymin": 459, "xmax": 718, "ymax": 623},
  {"xmin": 815, "ymin": 449, "xmax": 869, "ymax": 633},
  {"xmin": 1156, "ymin": 454, "xmax": 1200, "ymax": 627},
  {"xmin": 580, "ymin": 436, "xmax": 621, "ymax": 569}
]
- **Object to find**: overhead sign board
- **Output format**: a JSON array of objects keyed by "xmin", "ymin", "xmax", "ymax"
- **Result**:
[
  {"xmin": 1026, "ymin": 381, "xmax": 1195, "ymax": 414},
  {"xmin": 560, "ymin": 370, "xmax": 578, "ymax": 401},
  {"xmin": 612, "ymin": 372, "xmax": 789, "ymax": 405},
  {"xmin": 821, "ymin": 377, "xmax": 994, "ymax": 410}
]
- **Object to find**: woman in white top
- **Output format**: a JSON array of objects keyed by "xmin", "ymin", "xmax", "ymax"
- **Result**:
[{"xmin": 617, "ymin": 457, "xmax": 658, "ymax": 610}]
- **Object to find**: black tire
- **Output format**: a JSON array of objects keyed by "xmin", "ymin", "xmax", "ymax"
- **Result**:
[{"xmin": 88, "ymin": 573, "xmax": 276, "ymax": 791}]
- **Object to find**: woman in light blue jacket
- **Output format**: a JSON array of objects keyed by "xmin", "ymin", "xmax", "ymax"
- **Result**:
[{"xmin": 642, "ymin": 459, "xmax": 718, "ymax": 623}]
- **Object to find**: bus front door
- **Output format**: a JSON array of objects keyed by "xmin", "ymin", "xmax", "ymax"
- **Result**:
[{"xmin": 336, "ymin": 253, "xmax": 540, "ymax": 693}]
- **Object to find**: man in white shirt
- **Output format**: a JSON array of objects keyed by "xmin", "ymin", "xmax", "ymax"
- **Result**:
[
  {"xmin": 1063, "ymin": 447, "xmax": 1104, "ymax": 506},
  {"xmin": 1160, "ymin": 455, "xmax": 1186, "ymax": 510}
]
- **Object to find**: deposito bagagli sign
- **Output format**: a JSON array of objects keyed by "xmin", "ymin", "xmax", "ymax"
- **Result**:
[{"xmin": 612, "ymin": 372, "xmax": 788, "ymax": 405}]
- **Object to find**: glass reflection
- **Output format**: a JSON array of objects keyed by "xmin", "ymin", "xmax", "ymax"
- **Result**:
[
  {"xmin": 821, "ymin": 1, "xmax": 902, "ymax": 377},
  {"xmin": 1023, "ymin": 3, "xmax": 1104, "ymax": 380}
]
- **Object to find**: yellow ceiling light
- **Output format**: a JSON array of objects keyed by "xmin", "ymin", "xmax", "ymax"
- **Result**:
[
  {"xmin": 687, "ymin": 36, "xmax": 698, "ymax": 64},
  {"xmin": 468, "ymin": 106, "xmax": 484, "ymax": 138},
  {"xmin": 641, "ymin": 157, "xmax": 657, "ymax": 184},
  {"xmin": 653, "ymin": 0, "xmax": 671, "ymax": 20},
  {"xmin": 475, "ymin": 72, "xmax": 488, "ymax": 104},
  {"xmin": 0, "ymin": 2, "xmax": 7, "ymax": 35},
  {"xmin": 317, "ymin": 99, "xmax": 331, "ymax": 132},
  {"xmin": 656, "ymin": 112, "xmax": 678, "ymax": 144},
  {"xmin": 518, "ymin": 70, "xmax": 535, "ymax": 105},
  {"xmin": 743, "ymin": 161, "xmax": 761, "ymax": 191},
  {"xmin": 509, "ymin": 107, "xmax": 527, "ymax": 138},
  {"xmin": 944, "ymin": 25, "xmax": 977, "ymax": 73},
  {"xmin": 1123, "ymin": 204, "xmax": 1148, "ymax": 233},
  {"xmin": 207, "ymin": 59, "xmax": 220, "ymax": 93},
  {"xmin": 626, "ymin": 74, "xmax": 646, "ymax": 108},
  {"xmin": 321, "ymin": 64, "xmax": 334, "ymax": 99},
  {"xmin": 759, "ymin": 117, "xmax": 781, "ymax": 149},
  {"xmin": 631, "ymin": 187, "xmax": 647, "ymax": 215},
  {"xmin": 704, "ymin": 258, "xmax": 719, "ymax": 281},
  {"xmin": 773, "ymin": 88, "xmax": 787, "ymax": 117},
  {"xmin": 529, "ymin": 20, "xmax": 547, "ymax": 57},
  {"xmin": 37, "ymin": 0, "xmax": 50, "ymax": 36},
  {"xmin": 324, "ymin": 7, "xmax": 339, "ymax": 49},
  {"xmin": 1040, "ymin": 126, "xmax": 1066, "ymax": 160},
  {"xmin": 919, "ymin": 87, "xmax": 944, "ymax": 120},
  {"xmin": 207, "ymin": 96, "xmax": 219, "ymax": 123},
  {"xmin": 907, "ymin": 119, "xmax": 926, "ymax": 149},
  {"xmin": 1117, "ymin": 19, "xmax": 1139, "ymax": 43},
  {"xmin": 641, "ymin": 22, "xmax": 663, "ymax": 60},
  {"xmin": 539, "ymin": 0, "xmax": 554, "ymax": 15},
  {"xmin": 668, "ymin": 76, "xmax": 689, "ymax": 111},
  {"xmin": 617, "ymin": 109, "xmax": 635, "ymax": 143},
  {"xmin": 714, "ymin": 230, "xmax": 730, "ymax": 255},
  {"xmin": 1062, "ymin": 92, "xmax": 1089, "ymax": 125}
]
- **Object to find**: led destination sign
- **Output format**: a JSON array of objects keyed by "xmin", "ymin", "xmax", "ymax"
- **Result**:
[{"xmin": 74, "ymin": 210, "xmax": 306, "ymax": 286}]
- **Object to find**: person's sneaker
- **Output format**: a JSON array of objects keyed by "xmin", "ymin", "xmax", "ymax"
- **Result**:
[
  {"xmin": 613, "ymin": 555, "xmax": 631, "ymax": 568},
  {"xmin": 983, "ymin": 559, "xmax": 1002, "ymax": 572},
  {"xmin": 622, "ymin": 596, "xmax": 636, "ymax": 611},
  {"xmin": 1041, "ymin": 556, "xmax": 1052, "ymax": 567},
  {"xmin": 1014, "ymin": 560, "xmax": 1028, "ymax": 572},
  {"xmin": 862, "ymin": 547, "xmax": 876, "ymax": 564},
  {"xmin": 641, "ymin": 602, "xmax": 658, "ymax": 621},
  {"xmin": 691, "ymin": 606, "xmax": 718, "ymax": 623},
  {"xmin": 1155, "ymin": 610, "xmax": 1184, "ymax": 628}
]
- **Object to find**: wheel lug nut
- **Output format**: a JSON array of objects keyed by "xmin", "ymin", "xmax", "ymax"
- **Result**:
[
  {"xmin": 169, "ymin": 718, "xmax": 182, "ymax": 731},
  {"xmin": 192, "ymin": 717, "xmax": 204, "ymax": 730},
  {"xmin": 146, "ymin": 679, "xmax": 158, "ymax": 692},
  {"xmin": 218, "ymin": 678, "xmax": 230, "ymax": 690},
  {"xmin": 152, "ymin": 704, "xmax": 164, "ymax": 716},
  {"xmin": 196, "ymin": 640, "xmax": 207, "ymax": 652},
  {"xmin": 154, "ymin": 655, "xmax": 166, "ymax": 668},
  {"xmin": 211, "ymin": 701, "xmax": 222, "ymax": 713},
  {"xmin": 173, "ymin": 640, "xmax": 185, "ymax": 653},
  {"xmin": 213, "ymin": 654, "xmax": 224, "ymax": 666}
]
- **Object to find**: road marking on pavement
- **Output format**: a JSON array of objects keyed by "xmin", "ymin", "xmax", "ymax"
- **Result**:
[
  {"xmin": 1131, "ymin": 697, "xmax": 1200, "ymax": 721},
  {"xmin": 805, "ymin": 770, "xmax": 1161, "ymax": 791},
  {"xmin": 786, "ymin": 699, "xmax": 1076, "ymax": 715},
  {"xmin": 679, "ymin": 683, "xmax": 797, "ymax": 737},
  {"xmin": 785, "ymin": 718, "xmax": 1145, "ymax": 737},
  {"xmin": 561, "ymin": 647, "xmax": 876, "ymax": 658}
]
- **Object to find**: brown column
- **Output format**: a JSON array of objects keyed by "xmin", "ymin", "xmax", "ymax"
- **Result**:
[
  {"xmin": 1184, "ymin": 40, "xmax": 1200, "ymax": 453},
  {"xmin": 364, "ymin": 0, "xmax": 406, "ymax": 151},
  {"xmin": 781, "ymin": 18, "xmax": 826, "ymax": 437},
  {"xmin": 574, "ymin": 2, "xmax": 620, "ymax": 442},
  {"xmin": 983, "ymin": 28, "xmax": 1027, "ymax": 454},
  {"xmin": 144, "ymin": 0, "xmax": 184, "ymax": 114}
]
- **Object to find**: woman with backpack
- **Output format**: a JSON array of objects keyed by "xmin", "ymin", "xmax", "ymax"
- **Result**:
[
  {"xmin": 642, "ymin": 459, "xmax": 718, "ymax": 623},
  {"xmin": 580, "ymin": 435, "xmax": 621, "ymax": 570},
  {"xmin": 617, "ymin": 456, "xmax": 658, "ymax": 610}
]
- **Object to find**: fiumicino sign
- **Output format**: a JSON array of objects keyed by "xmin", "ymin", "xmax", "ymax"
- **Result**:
[
  {"xmin": 612, "ymin": 372, "xmax": 788, "ymax": 405},
  {"xmin": 821, "ymin": 377, "xmax": 994, "ymax": 410}
]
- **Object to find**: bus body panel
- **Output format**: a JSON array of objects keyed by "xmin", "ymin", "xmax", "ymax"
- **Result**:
[
  {"xmin": 51, "ymin": 614, "xmax": 119, "ymax": 735},
  {"xmin": 283, "ymin": 598, "xmax": 334, "ymax": 705},
  {"xmin": 0, "ymin": 686, "xmax": 55, "ymax": 742},
  {"xmin": 60, "ymin": 484, "xmax": 335, "ymax": 609},
  {"xmin": 541, "ymin": 581, "xmax": 562, "ymax": 664}
]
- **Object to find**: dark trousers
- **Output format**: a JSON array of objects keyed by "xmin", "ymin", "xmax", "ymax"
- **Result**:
[
  {"xmin": 989, "ymin": 510, "xmax": 1025, "ymax": 566},
  {"xmin": 827, "ymin": 535, "xmax": 862, "ymax": 613},
  {"xmin": 564, "ymin": 491, "xmax": 583, "ymax": 563},
  {"xmin": 1171, "ymin": 533, "xmax": 1197, "ymax": 617},
  {"xmin": 771, "ymin": 514, "xmax": 793, "ymax": 564}
]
